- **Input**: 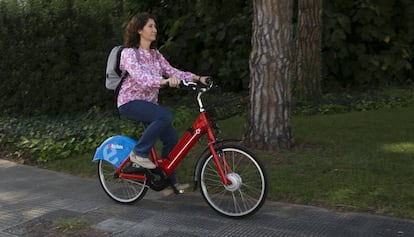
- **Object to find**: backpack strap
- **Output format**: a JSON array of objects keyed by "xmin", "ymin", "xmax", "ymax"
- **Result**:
[
  {"xmin": 115, "ymin": 47, "xmax": 141, "ymax": 118},
  {"xmin": 132, "ymin": 47, "xmax": 140, "ymax": 62},
  {"xmin": 115, "ymin": 47, "xmax": 141, "ymax": 99}
]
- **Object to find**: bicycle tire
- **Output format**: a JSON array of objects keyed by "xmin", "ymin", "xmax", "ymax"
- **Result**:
[
  {"xmin": 199, "ymin": 145, "xmax": 268, "ymax": 217},
  {"xmin": 97, "ymin": 160, "xmax": 148, "ymax": 203}
]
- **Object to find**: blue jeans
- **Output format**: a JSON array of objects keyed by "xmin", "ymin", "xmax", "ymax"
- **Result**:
[{"xmin": 118, "ymin": 100, "xmax": 179, "ymax": 184}]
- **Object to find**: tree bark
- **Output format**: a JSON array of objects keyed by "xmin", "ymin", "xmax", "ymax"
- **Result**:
[
  {"xmin": 244, "ymin": 0, "xmax": 295, "ymax": 151},
  {"xmin": 295, "ymin": 0, "xmax": 322, "ymax": 102}
]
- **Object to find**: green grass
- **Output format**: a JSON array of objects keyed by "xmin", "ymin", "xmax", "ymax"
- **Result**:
[
  {"xmin": 42, "ymin": 153, "xmax": 97, "ymax": 178},
  {"xmin": 267, "ymin": 104, "xmax": 414, "ymax": 218},
  {"xmin": 40, "ymin": 104, "xmax": 414, "ymax": 219},
  {"xmin": 52, "ymin": 219, "xmax": 90, "ymax": 232}
]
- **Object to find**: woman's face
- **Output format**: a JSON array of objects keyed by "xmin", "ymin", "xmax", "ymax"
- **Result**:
[{"xmin": 139, "ymin": 18, "xmax": 157, "ymax": 43}]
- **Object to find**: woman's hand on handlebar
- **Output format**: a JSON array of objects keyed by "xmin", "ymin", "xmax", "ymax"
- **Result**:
[
  {"xmin": 161, "ymin": 77, "xmax": 180, "ymax": 88},
  {"xmin": 161, "ymin": 76, "xmax": 212, "ymax": 89},
  {"xmin": 199, "ymin": 76, "xmax": 210, "ymax": 85}
]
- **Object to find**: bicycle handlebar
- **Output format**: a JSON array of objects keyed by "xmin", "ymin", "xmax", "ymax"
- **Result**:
[
  {"xmin": 176, "ymin": 77, "xmax": 213, "ymax": 111},
  {"xmin": 179, "ymin": 80, "xmax": 197, "ymax": 90},
  {"xmin": 179, "ymin": 77, "xmax": 213, "ymax": 91}
]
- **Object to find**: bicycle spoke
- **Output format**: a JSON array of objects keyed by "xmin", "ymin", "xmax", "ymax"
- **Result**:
[
  {"xmin": 200, "ymin": 146, "xmax": 268, "ymax": 217},
  {"xmin": 98, "ymin": 160, "xmax": 148, "ymax": 203},
  {"xmin": 231, "ymin": 192, "xmax": 243, "ymax": 213}
]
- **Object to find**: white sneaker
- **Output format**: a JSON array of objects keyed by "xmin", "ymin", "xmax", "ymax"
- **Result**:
[
  {"xmin": 174, "ymin": 183, "xmax": 190, "ymax": 191},
  {"xmin": 129, "ymin": 151, "xmax": 156, "ymax": 169},
  {"xmin": 161, "ymin": 187, "xmax": 174, "ymax": 196},
  {"xmin": 162, "ymin": 183, "xmax": 190, "ymax": 196}
]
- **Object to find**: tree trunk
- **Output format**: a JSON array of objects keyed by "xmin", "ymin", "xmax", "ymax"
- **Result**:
[
  {"xmin": 243, "ymin": 0, "xmax": 295, "ymax": 151},
  {"xmin": 295, "ymin": 0, "xmax": 322, "ymax": 102}
]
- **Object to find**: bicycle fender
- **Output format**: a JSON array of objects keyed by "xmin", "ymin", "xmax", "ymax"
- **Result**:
[{"xmin": 92, "ymin": 135, "xmax": 137, "ymax": 168}]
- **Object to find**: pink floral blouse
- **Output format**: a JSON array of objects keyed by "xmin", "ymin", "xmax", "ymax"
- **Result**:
[{"xmin": 117, "ymin": 48, "xmax": 196, "ymax": 107}]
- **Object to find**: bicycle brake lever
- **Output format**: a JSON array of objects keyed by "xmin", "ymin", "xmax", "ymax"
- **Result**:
[
  {"xmin": 179, "ymin": 80, "xmax": 197, "ymax": 91},
  {"xmin": 205, "ymin": 76, "xmax": 212, "ymax": 85}
]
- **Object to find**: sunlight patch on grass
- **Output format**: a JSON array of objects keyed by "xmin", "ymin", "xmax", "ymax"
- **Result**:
[
  {"xmin": 329, "ymin": 188, "xmax": 356, "ymax": 203},
  {"xmin": 382, "ymin": 142, "xmax": 414, "ymax": 154}
]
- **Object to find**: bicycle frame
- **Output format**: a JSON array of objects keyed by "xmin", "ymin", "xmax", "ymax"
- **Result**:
[
  {"xmin": 94, "ymin": 80, "xmax": 268, "ymax": 217},
  {"xmin": 116, "ymin": 87, "xmax": 231, "ymax": 186}
]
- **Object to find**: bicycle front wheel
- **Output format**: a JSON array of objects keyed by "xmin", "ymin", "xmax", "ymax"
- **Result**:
[
  {"xmin": 97, "ymin": 160, "xmax": 148, "ymax": 203},
  {"xmin": 199, "ymin": 145, "xmax": 268, "ymax": 217}
]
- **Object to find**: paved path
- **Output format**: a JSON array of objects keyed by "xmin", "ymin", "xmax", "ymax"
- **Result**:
[{"xmin": 1, "ymin": 158, "xmax": 413, "ymax": 237}]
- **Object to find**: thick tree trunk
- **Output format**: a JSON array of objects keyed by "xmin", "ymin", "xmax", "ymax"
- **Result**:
[
  {"xmin": 295, "ymin": 0, "xmax": 322, "ymax": 102},
  {"xmin": 243, "ymin": 0, "xmax": 295, "ymax": 151}
]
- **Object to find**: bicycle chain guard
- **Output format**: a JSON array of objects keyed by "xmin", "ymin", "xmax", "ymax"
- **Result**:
[{"xmin": 145, "ymin": 168, "xmax": 169, "ymax": 191}]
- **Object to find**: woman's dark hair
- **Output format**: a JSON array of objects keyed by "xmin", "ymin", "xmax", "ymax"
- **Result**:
[{"xmin": 123, "ymin": 12, "xmax": 157, "ymax": 48}]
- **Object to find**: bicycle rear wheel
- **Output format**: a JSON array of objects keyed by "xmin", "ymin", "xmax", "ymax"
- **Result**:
[
  {"xmin": 97, "ymin": 160, "xmax": 148, "ymax": 203},
  {"xmin": 199, "ymin": 145, "xmax": 268, "ymax": 217}
]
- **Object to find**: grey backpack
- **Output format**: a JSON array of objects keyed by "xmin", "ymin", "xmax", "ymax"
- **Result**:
[{"xmin": 105, "ymin": 46, "xmax": 140, "ymax": 92}]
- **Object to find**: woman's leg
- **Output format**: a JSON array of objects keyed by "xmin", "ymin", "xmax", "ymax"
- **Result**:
[
  {"xmin": 118, "ymin": 100, "xmax": 174, "ymax": 158},
  {"xmin": 158, "ymin": 111, "xmax": 181, "ymax": 185},
  {"xmin": 119, "ymin": 100, "xmax": 187, "ymax": 188},
  {"xmin": 159, "ymin": 124, "xmax": 179, "ymax": 158}
]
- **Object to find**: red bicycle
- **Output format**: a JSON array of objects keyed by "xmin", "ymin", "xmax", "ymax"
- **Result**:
[{"xmin": 92, "ymin": 79, "xmax": 268, "ymax": 217}]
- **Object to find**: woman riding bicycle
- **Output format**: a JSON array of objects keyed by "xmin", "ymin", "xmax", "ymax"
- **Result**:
[{"xmin": 117, "ymin": 12, "xmax": 209, "ymax": 191}]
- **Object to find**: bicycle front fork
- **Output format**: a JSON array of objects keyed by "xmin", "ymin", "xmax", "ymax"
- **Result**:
[{"xmin": 209, "ymin": 141, "xmax": 232, "ymax": 185}]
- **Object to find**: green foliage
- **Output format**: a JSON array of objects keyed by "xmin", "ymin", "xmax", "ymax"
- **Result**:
[
  {"xmin": 0, "ymin": 0, "xmax": 413, "ymax": 116},
  {"xmin": 0, "ymin": 111, "xmax": 145, "ymax": 163},
  {"xmin": 294, "ymin": 87, "xmax": 414, "ymax": 115},
  {"xmin": 1, "ymin": 88, "xmax": 412, "ymax": 164},
  {"xmin": 0, "ymin": 0, "xmax": 120, "ymax": 116},
  {"xmin": 172, "ymin": 105, "xmax": 195, "ymax": 127},
  {"xmin": 0, "ymin": 104, "xmax": 196, "ymax": 163},
  {"xmin": 323, "ymin": 0, "xmax": 413, "ymax": 89},
  {"xmin": 160, "ymin": 0, "xmax": 252, "ymax": 91}
]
